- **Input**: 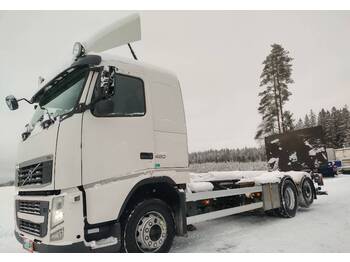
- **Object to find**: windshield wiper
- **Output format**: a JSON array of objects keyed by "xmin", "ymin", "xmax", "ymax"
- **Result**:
[
  {"xmin": 21, "ymin": 124, "xmax": 32, "ymax": 141},
  {"xmin": 21, "ymin": 106, "xmax": 55, "ymax": 141}
]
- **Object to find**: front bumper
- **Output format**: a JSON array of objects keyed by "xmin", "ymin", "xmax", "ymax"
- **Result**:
[
  {"xmin": 15, "ymin": 231, "xmax": 120, "ymax": 253},
  {"xmin": 340, "ymin": 166, "xmax": 350, "ymax": 173},
  {"xmin": 14, "ymin": 187, "xmax": 122, "ymax": 253},
  {"xmin": 15, "ymin": 188, "xmax": 84, "ymax": 244}
]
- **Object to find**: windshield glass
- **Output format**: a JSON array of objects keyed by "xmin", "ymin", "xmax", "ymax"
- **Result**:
[{"xmin": 30, "ymin": 66, "xmax": 90, "ymax": 126}]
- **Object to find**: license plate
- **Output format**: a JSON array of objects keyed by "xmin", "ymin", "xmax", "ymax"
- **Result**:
[{"xmin": 23, "ymin": 238, "xmax": 34, "ymax": 252}]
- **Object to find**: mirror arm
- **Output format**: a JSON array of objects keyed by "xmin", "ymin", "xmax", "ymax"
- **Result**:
[
  {"xmin": 17, "ymin": 98, "xmax": 33, "ymax": 105},
  {"xmin": 77, "ymin": 98, "xmax": 99, "ymax": 113}
]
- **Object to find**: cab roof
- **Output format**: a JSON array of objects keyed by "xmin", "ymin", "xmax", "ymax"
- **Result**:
[{"xmin": 31, "ymin": 53, "xmax": 178, "ymax": 103}]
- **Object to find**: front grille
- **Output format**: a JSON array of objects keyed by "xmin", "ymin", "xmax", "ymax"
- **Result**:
[
  {"xmin": 16, "ymin": 156, "xmax": 53, "ymax": 187},
  {"xmin": 17, "ymin": 162, "xmax": 44, "ymax": 185},
  {"xmin": 16, "ymin": 200, "xmax": 49, "ymax": 237},
  {"xmin": 19, "ymin": 219, "xmax": 42, "ymax": 237},
  {"xmin": 18, "ymin": 201, "xmax": 41, "ymax": 215}
]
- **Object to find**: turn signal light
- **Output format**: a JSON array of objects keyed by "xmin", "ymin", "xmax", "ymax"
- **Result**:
[{"xmin": 201, "ymin": 199, "xmax": 210, "ymax": 206}]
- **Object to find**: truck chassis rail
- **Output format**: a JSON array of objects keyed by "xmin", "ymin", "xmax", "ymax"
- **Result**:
[{"xmin": 186, "ymin": 185, "xmax": 263, "ymax": 224}]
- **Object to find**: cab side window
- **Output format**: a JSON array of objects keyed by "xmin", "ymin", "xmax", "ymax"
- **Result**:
[{"xmin": 93, "ymin": 74, "xmax": 146, "ymax": 117}]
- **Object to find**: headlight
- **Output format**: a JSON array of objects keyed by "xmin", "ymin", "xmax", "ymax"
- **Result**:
[{"xmin": 51, "ymin": 196, "xmax": 64, "ymax": 229}]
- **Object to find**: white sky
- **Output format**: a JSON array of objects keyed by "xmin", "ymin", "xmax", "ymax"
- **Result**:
[{"xmin": 1, "ymin": 11, "xmax": 350, "ymax": 181}]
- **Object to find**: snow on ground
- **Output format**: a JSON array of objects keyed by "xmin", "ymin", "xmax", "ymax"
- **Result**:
[
  {"xmin": 1, "ymin": 175, "xmax": 350, "ymax": 252},
  {"xmin": 0, "ymin": 186, "xmax": 24, "ymax": 252}
]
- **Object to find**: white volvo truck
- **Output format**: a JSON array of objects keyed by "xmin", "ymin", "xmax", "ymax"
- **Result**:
[{"xmin": 6, "ymin": 14, "xmax": 324, "ymax": 253}]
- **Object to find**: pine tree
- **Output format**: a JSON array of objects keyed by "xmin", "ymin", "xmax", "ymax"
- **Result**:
[
  {"xmin": 295, "ymin": 118, "xmax": 304, "ymax": 130},
  {"xmin": 309, "ymin": 109, "xmax": 317, "ymax": 127},
  {"xmin": 336, "ymin": 106, "xmax": 350, "ymax": 147},
  {"xmin": 330, "ymin": 107, "xmax": 342, "ymax": 147},
  {"xmin": 256, "ymin": 44, "xmax": 294, "ymax": 139},
  {"xmin": 315, "ymin": 106, "xmax": 349, "ymax": 148},
  {"xmin": 304, "ymin": 114, "xmax": 311, "ymax": 128},
  {"xmin": 344, "ymin": 106, "xmax": 350, "ymax": 147},
  {"xmin": 317, "ymin": 109, "xmax": 327, "ymax": 127},
  {"xmin": 324, "ymin": 110, "xmax": 334, "ymax": 147},
  {"xmin": 283, "ymin": 110, "xmax": 294, "ymax": 131}
]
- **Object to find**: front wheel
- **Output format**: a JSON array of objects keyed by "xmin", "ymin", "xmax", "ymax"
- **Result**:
[{"xmin": 123, "ymin": 199, "xmax": 175, "ymax": 253}]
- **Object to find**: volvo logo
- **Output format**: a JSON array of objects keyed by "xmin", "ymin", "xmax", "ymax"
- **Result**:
[{"xmin": 21, "ymin": 163, "xmax": 41, "ymax": 186}]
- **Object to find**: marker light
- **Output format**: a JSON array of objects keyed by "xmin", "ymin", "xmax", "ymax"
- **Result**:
[
  {"xmin": 73, "ymin": 42, "xmax": 85, "ymax": 57},
  {"xmin": 50, "ymin": 228, "xmax": 64, "ymax": 241}
]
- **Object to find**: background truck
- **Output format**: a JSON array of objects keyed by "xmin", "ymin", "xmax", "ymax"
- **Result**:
[
  {"xmin": 335, "ymin": 147, "xmax": 350, "ymax": 174},
  {"xmin": 265, "ymin": 126, "xmax": 336, "ymax": 177},
  {"xmin": 6, "ymin": 14, "xmax": 324, "ymax": 253}
]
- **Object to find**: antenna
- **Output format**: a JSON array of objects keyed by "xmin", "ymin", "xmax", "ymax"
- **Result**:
[{"xmin": 128, "ymin": 43, "xmax": 138, "ymax": 60}]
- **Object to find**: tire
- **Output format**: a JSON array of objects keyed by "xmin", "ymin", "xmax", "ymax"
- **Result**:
[
  {"xmin": 123, "ymin": 198, "xmax": 175, "ymax": 253},
  {"xmin": 276, "ymin": 178, "xmax": 298, "ymax": 218},
  {"xmin": 298, "ymin": 177, "xmax": 315, "ymax": 208},
  {"xmin": 265, "ymin": 209, "xmax": 278, "ymax": 217}
]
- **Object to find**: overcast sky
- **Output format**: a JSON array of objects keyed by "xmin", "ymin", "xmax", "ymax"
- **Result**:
[{"xmin": 1, "ymin": 11, "xmax": 350, "ymax": 181}]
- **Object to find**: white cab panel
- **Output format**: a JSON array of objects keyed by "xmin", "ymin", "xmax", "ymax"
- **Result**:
[
  {"xmin": 150, "ymin": 81, "xmax": 187, "ymax": 134},
  {"xmin": 84, "ymin": 174, "xmax": 148, "ymax": 224},
  {"xmin": 17, "ymin": 122, "xmax": 59, "ymax": 165},
  {"xmin": 154, "ymin": 131, "xmax": 188, "ymax": 168},
  {"xmin": 150, "ymin": 80, "xmax": 188, "ymax": 168},
  {"xmin": 55, "ymin": 114, "xmax": 83, "ymax": 189},
  {"xmin": 81, "ymin": 71, "xmax": 154, "ymax": 185}
]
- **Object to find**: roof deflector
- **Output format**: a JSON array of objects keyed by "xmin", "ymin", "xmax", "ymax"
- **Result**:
[{"xmin": 82, "ymin": 13, "xmax": 141, "ymax": 54}]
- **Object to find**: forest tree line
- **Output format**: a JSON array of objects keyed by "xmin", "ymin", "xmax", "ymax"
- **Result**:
[
  {"xmin": 189, "ymin": 105, "xmax": 350, "ymax": 165},
  {"xmin": 295, "ymin": 106, "xmax": 350, "ymax": 148},
  {"xmin": 189, "ymin": 147, "xmax": 266, "ymax": 164}
]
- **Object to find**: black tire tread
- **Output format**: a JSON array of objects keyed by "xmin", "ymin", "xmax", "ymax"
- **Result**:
[
  {"xmin": 298, "ymin": 176, "xmax": 315, "ymax": 208},
  {"xmin": 276, "ymin": 178, "xmax": 298, "ymax": 218},
  {"xmin": 122, "ymin": 198, "xmax": 175, "ymax": 253}
]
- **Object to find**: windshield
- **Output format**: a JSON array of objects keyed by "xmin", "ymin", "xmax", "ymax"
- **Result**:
[{"xmin": 30, "ymin": 67, "xmax": 90, "ymax": 126}]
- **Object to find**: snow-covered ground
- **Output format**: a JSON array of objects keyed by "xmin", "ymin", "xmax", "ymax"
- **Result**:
[
  {"xmin": 0, "ymin": 186, "xmax": 24, "ymax": 253},
  {"xmin": 1, "ymin": 175, "xmax": 350, "ymax": 252}
]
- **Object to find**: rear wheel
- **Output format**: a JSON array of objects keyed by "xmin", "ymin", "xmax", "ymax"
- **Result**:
[
  {"xmin": 299, "ymin": 177, "xmax": 315, "ymax": 208},
  {"xmin": 277, "ymin": 178, "xmax": 298, "ymax": 218},
  {"xmin": 123, "ymin": 199, "xmax": 175, "ymax": 253}
]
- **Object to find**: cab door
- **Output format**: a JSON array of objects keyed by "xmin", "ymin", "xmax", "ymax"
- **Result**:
[{"xmin": 81, "ymin": 67, "xmax": 154, "ymax": 185}]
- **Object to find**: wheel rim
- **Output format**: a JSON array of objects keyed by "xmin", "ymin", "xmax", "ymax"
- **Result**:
[
  {"xmin": 284, "ymin": 187, "xmax": 295, "ymax": 210},
  {"xmin": 135, "ymin": 211, "xmax": 167, "ymax": 252}
]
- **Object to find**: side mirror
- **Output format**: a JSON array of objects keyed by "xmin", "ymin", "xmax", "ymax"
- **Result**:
[
  {"xmin": 5, "ymin": 95, "xmax": 19, "ymax": 111},
  {"xmin": 90, "ymin": 66, "xmax": 116, "ymax": 113}
]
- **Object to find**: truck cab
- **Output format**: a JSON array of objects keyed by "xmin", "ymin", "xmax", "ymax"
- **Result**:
[{"xmin": 12, "ymin": 53, "xmax": 190, "ymax": 252}]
